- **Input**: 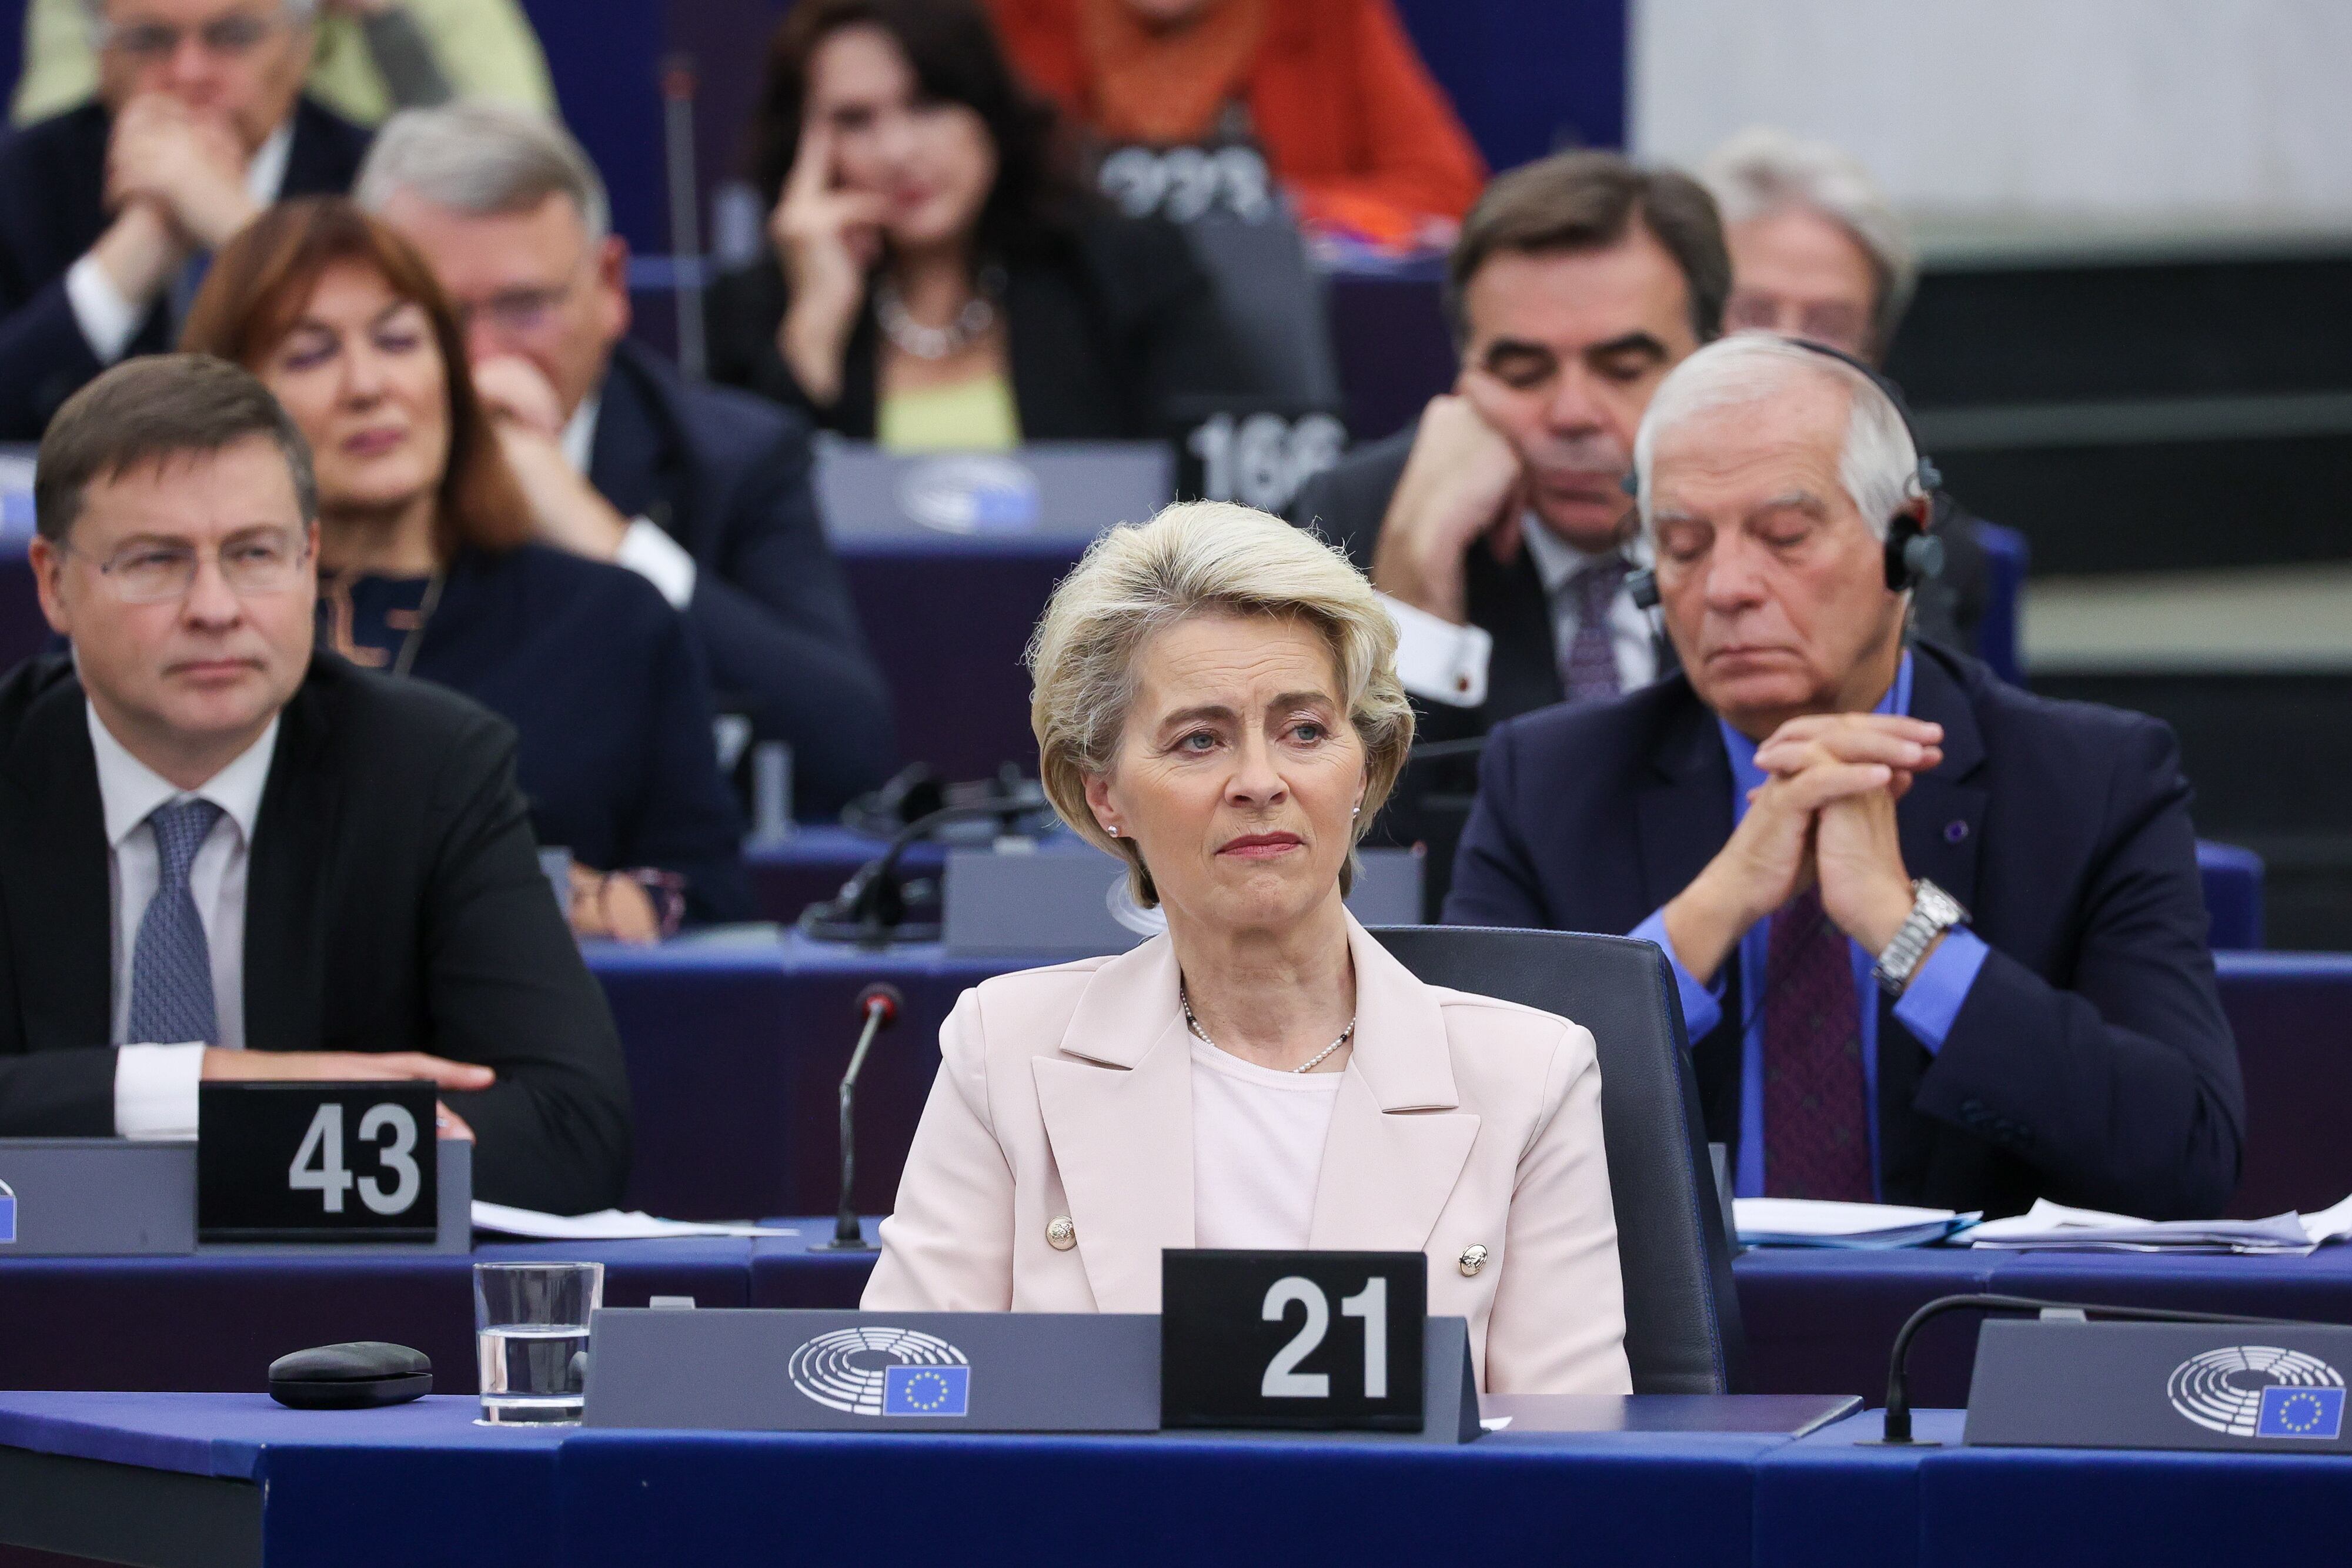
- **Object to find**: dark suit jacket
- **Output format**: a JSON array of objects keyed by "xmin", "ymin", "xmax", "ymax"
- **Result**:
[
  {"xmin": 588, "ymin": 338, "xmax": 893, "ymax": 816},
  {"xmin": 703, "ymin": 212, "xmax": 1251, "ymax": 440},
  {"xmin": 1443, "ymin": 642, "xmax": 2243, "ymax": 1220},
  {"xmin": 0, "ymin": 652, "xmax": 633, "ymax": 1213},
  {"xmin": 0, "ymin": 96, "xmax": 371, "ymax": 439},
  {"xmin": 338, "ymin": 543, "xmax": 754, "ymax": 926}
]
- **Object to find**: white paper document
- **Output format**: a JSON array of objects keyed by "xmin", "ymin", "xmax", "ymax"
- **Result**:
[
  {"xmin": 1734, "ymin": 1198, "xmax": 1978, "ymax": 1249},
  {"xmin": 1965, "ymin": 1196, "xmax": 2352, "ymax": 1255},
  {"xmin": 470, "ymin": 1202, "xmax": 800, "ymax": 1241}
]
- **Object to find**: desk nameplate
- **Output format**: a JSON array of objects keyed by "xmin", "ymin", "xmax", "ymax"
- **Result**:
[
  {"xmin": 1966, "ymin": 1319, "xmax": 2352, "ymax": 1452},
  {"xmin": 0, "ymin": 1138, "xmax": 470, "ymax": 1256},
  {"xmin": 583, "ymin": 1309, "xmax": 1161, "ymax": 1432}
]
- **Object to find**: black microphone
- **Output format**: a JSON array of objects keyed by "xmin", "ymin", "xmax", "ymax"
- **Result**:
[
  {"xmin": 1402, "ymin": 735, "xmax": 1490, "ymax": 766},
  {"xmin": 799, "ymin": 785, "xmax": 1051, "ymax": 945},
  {"xmin": 815, "ymin": 983, "xmax": 904, "ymax": 1252},
  {"xmin": 1872, "ymin": 1292, "xmax": 2314, "ymax": 1445}
]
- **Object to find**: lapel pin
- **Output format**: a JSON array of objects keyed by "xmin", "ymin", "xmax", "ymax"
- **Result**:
[
  {"xmin": 1458, "ymin": 1243, "xmax": 1489, "ymax": 1278},
  {"xmin": 1047, "ymin": 1215, "xmax": 1077, "ymax": 1251},
  {"xmin": 1944, "ymin": 820, "xmax": 1969, "ymax": 844}
]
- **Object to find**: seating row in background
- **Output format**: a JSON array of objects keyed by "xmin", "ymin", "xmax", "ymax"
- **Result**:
[{"xmin": 582, "ymin": 932, "xmax": 2340, "ymax": 1228}]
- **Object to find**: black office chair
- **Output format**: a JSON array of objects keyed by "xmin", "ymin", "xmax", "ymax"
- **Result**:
[{"xmin": 1368, "ymin": 925, "xmax": 1747, "ymax": 1394}]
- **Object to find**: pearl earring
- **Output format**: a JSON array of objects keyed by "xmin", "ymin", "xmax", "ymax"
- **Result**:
[{"xmin": 1106, "ymin": 825, "xmax": 1119, "ymax": 837}]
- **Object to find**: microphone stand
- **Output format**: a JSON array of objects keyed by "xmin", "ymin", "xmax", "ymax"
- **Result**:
[
  {"xmin": 798, "ymin": 791, "xmax": 1049, "ymax": 946},
  {"xmin": 814, "ymin": 983, "xmax": 904, "ymax": 1252},
  {"xmin": 1869, "ymin": 1292, "xmax": 2310, "ymax": 1445}
]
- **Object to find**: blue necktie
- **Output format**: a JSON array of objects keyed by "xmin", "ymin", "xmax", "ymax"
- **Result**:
[{"xmin": 127, "ymin": 798, "xmax": 225, "ymax": 1047}]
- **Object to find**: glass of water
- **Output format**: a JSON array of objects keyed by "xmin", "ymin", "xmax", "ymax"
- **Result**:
[{"xmin": 475, "ymin": 1261, "xmax": 603, "ymax": 1425}]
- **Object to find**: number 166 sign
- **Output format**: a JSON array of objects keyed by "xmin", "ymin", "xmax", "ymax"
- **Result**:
[
  {"xmin": 1161, "ymin": 1251, "xmax": 1427, "ymax": 1431},
  {"xmin": 198, "ymin": 1081, "xmax": 437, "ymax": 1243}
]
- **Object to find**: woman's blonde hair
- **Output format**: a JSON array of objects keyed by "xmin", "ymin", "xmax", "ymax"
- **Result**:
[{"xmin": 1025, "ymin": 500, "xmax": 1415, "ymax": 906}]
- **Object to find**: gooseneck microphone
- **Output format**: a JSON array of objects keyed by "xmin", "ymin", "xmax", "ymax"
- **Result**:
[
  {"xmin": 800, "ymin": 781, "xmax": 1051, "ymax": 946},
  {"xmin": 1872, "ymin": 1293, "xmax": 2311, "ymax": 1445},
  {"xmin": 815, "ymin": 983, "xmax": 904, "ymax": 1252}
]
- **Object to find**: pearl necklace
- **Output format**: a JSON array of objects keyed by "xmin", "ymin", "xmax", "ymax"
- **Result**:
[
  {"xmin": 1181, "ymin": 984, "xmax": 1356, "ymax": 1074},
  {"xmin": 874, "ymin": 268, "xmax": 1003, "ymax": 360}
]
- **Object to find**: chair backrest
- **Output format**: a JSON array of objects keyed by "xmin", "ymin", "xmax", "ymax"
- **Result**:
[
  {"xmin": 1178, "ymin": 211, "xmax": 1342, "ymax": 409},
  {"xmin": 1368, "ymin": 925, "xmax": 1746, "ymax": 1394}
]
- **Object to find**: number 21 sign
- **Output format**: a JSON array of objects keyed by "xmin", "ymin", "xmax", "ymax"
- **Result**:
[{"xmin": 1160, "ymin": 1251, "xmax": 1427, "ymax": 1431}]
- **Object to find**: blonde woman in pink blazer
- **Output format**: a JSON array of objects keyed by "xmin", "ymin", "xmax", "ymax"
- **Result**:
[{"xmin": 864, "ymin": 502, "xmax": 1632, "ymax": 1396}]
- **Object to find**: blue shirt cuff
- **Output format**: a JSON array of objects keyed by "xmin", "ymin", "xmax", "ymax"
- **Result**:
[
  {"xmin": 1631, "ymin": 907, "xmax": 1724, "ymax": 1041},
  {"xmin": 1890, "ymin": 927, "xmax": 1990, "ymax": 1054}
]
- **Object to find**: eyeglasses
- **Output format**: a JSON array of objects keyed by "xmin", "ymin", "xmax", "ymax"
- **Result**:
[
  {"xmin": 65, "ymin": 526, "xmax": 312, "ymax": 605},
  {"xmin": 452, "ymin": 272, "xmax": 586, "ymax": 342},
  {"xmin": 102, "ymin": 10, "xmax": 285, "ymax": 62}
]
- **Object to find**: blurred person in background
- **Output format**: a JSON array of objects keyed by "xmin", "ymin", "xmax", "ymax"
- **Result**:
[
  {"xmin": 705, "ymin": 0, "xmax": 1250, "ymax": 450},
  {"xmin": 183, "ymin": 198, "xmax": 754, "ymax": 936},
  {"xmin": 1702, "ymin": 126, "xmax": 1992, "ymax": 659},
  {"xmin": 0, "ymin": 0, "xmax": 372, "ymax": 438},
  {"xmin": 988, "ymin": 0, "xmax": 1484, "ymax": 246},
  {"xmin": 358, "ymin": 102, "xmax": 894, "ymax": 818},
  {"xmin": 15, "ymin": 0, "xmax": 554, "ymax": 127}
]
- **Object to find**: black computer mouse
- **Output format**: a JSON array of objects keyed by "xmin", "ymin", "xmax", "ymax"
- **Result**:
[{"xmin": 268, "ymin": 1342, "xmax": 433, "ymax": 1409}]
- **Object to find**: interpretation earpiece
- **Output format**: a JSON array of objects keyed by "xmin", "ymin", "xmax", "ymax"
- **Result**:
[{"xmin": 1883, "ymin": 507, "xmax": 1946, "ymax": 593}]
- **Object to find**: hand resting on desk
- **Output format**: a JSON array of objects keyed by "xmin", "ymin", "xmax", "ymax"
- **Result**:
[{"xmin": 199, "ymin": 1048, "xmax": 490, "ymax": 1141}]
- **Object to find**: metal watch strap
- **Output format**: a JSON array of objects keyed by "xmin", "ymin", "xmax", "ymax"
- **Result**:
[{"xmin": 1873, "ymin": 879, "xmax": 1969, "ymax": 997}]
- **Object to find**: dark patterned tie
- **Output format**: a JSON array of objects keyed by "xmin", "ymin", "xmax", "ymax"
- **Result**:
[
  {"xmin": 126, "ymin": 798, "xmax": 224, "ymax": 1047},
  {"xmin": 1559, "ymin": 556, "xmax": 1629, "ymax": 701},
  {"xmin": 1761, "ymin": 885, "xmax": 1874, "ymax": 1201}
]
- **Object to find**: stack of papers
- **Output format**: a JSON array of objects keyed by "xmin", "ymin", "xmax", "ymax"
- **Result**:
[
  {"xmin": 1966, "ymin": 1193, "xmax": 2352, "ymax": 1256},
  {"xmin": 471, "ymin": 1202, "xmax": 800, "ymax": 1241},
  {"xmin": 1734, "ymin": 1198, "xmax": 1980, "ymax": 1249}
]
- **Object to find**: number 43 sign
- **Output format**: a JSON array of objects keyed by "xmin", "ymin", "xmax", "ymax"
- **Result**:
[
  {"xmin": 198, "ymin": 1082, "xmax": 437, "ymax": 1243},
  {"xmin": 1161, "ymin": 1251, "xmax": 1428, "ymax": 1432}
]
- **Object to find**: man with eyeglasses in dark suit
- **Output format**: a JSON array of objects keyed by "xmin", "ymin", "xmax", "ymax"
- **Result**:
[
  {"xmin": 0, "ymin": 355, "xmax": 632, "ymax": 1215},
  {"xmin": 0, "ymin": 0, "xmax": 375, "ymax": 439}
]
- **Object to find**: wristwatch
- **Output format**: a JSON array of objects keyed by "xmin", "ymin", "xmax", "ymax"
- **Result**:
[{"xmin": 1872, "ymin": 880, "xmax": 1969, "ymax": 997}]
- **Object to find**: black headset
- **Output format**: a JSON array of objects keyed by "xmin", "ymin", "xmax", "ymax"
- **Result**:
[{"xmin": 1621, "ymin": 338, "xmax": 1943, "ymax": 611}]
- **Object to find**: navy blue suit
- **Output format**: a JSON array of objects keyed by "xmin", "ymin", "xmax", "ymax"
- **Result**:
[
  {"xmin": 331, "ymin": 544, "xmax": 753, "ymax": 926},
  {"xmin": 588, "ymin": 339, "xmax": 893, "ymax": 817},
  {"xmin": 1445, "ymin": 641, "xmax": 2243, "ymax": 1219},
  {"xmin": 0, "ymin": 96, "xmax": 371, "ymax": 439}
]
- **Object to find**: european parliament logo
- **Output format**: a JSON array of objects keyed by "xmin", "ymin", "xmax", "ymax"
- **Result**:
[
  {"xmin": 786, "ymin": 1326, "xmax": 971, "ymax": 1417},
  {"xmin": 0, "ymin": 1178, "xmax": 14, "ymax": 1245},
  {"xmin": 2168, "ymin": 1346, "xmax": 2346, "ymax": 1438},
  {"xmin": 883, "ymin": 1365, "xmax": 971, "ymax": 1417}
]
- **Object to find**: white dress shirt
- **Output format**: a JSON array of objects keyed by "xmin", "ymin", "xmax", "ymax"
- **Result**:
[
  {"xmin": 1380, "ymin": 516, "xmax": 1659, "ymax": 709},
  {"xmin": 64, "ymin": 121, "xmax": 295, "ymax": 366},
  {"xmin": 91, "ymin": 705, "xmax": 280, "ymax": 1139},
  {"xmin": 1188, "ymin": 1035, "xmax": 1344, "ymax": 1251},
  {"xmin": 560, "ymin": 392, "xmax": 700, "ymax": 611}
]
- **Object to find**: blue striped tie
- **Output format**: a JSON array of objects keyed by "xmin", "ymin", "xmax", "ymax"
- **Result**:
[{"xmin": 127, "ymin": 798, "xmax": 224, "ymax": 1046}]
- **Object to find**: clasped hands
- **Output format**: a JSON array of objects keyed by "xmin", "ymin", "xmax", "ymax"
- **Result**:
[
  {"xmin": 1662, "ymin": 713, "xmax": 1945, "ymax": 987},
  {"xmin": 95, "ymin": 95, "xmax": 262, "ymax": 305}
]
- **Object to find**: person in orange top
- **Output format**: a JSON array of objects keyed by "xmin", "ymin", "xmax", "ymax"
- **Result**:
[{"xmin": 988, "ymin": 0, "xmax": 1486, "ymax": 245}]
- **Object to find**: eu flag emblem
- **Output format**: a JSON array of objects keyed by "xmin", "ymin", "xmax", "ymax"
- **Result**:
[
  {"xmin": 883, "ymin": 1364, "xmax": 970, "ymax": 1417},
  {"xmin": 0, "ymin": 1191, "xmax": 13, "ymax": 1244},
  {"xmin": 2256, "ymin": 1385, "xmax": 2344, "ymax": 1440}
]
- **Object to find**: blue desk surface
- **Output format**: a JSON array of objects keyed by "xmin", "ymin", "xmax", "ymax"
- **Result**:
[{"xmin": 4, "ymin": 1394, "xmax": 2346, "ymax": 1568}]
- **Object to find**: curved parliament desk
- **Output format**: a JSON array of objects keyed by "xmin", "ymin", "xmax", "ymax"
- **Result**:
[{"xmin": 0, "ymin": 1394, "xmax": 2343, "ymax": 1568}]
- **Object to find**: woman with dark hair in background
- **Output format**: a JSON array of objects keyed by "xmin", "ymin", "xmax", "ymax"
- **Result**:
[
  {"xmin": 705, "ymin": 0, "xmax": 1249, "ymax": 450},
  {"xmin": 183, "ymin": 196, "xmax": 752, "ymax": 938}
]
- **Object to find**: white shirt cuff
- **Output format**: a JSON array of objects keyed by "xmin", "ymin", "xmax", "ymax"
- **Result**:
[
  {"xmin": 113, "ymin": 1042, "xmax": 208, "ymax": 1139},
  {"xmin": 615, "ymin": 517, "xmax": 697, "ymax": 610},
  {"xmin": 65, "ymin": 255, "xmax": 145, "ymax": 366},
  {"xmin": 1378, "ymin": 591, "xmax": 1491, "ymax": 708}
]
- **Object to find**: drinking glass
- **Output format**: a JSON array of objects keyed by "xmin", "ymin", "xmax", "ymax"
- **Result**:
[{"xmin": 474, "ymin": 1261, "xmax": 603, "ymax": 1425}]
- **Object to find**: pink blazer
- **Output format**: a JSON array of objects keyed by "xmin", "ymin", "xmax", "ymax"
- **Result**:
[{"xmin": 864, "ymin": 914, "xmax": 1633, "ymax": 1395}]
